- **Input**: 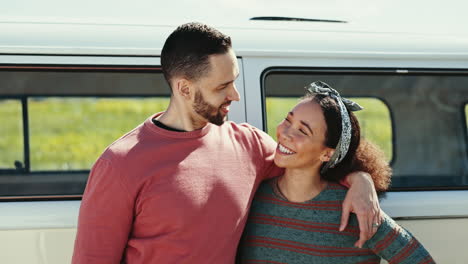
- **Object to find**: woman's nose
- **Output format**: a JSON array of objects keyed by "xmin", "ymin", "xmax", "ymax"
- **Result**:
[{"xmin": 279, "ymin": 125, "xmax": 291, "ymax": 141}]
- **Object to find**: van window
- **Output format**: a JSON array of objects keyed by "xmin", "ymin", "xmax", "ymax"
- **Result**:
[
  {"xmin": 0, "ymin": 99, "xmax": 23, "ymax": 170},
  {"xmin": 266, "ymin": 97, "xmax": 392, "ymax": 161},
  {"xmin": 263, "ymin": 69, "xmax": 468, "ymax": 190},
  {"xmin": 28, "ymin": 97, "xmax": 169, "ymax": 171},
  {"xmin": 465, "ymin": 104, "xmax": 468, "ymax": 132},
  {"xmin": 0, "ymin": 66, "xmax": 169, "ymax": 198},
  {"xmin": 465, "ymin": 104, "xmax": 468, "ymax": 149}
]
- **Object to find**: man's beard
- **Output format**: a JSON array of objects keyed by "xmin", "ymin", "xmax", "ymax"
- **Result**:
[{"xmin": 193, "ymin": 90, "xmax": 228, "ymax": 126}]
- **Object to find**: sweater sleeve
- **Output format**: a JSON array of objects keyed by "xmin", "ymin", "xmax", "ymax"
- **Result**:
[
  {"xmin": 365, "ymin": 212, "xmax": 435, "ymax": 264},
  {"xmin": 72, "ymin": 157, "xmax": 134, "ymax": 264}
]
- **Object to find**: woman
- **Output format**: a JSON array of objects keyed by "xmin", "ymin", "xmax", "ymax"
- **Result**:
[{"xmin": 238, "ymin": 81, "xmax": 435, "ymax": 264}]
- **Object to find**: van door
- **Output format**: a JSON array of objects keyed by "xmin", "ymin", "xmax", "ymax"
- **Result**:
[{"xmin": 241, "ymin": 57, "xmax": 468, "ymax": 264}]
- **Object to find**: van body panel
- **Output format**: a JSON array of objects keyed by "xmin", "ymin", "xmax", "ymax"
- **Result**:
[
  {"xmin": 2, "ymin": 22, "xmax": 468, "ymax": 57},
  {"xmin": 0, "ymin": 201, "xmax": 79, "ymax": 230},
  {"xmin": 1, "ymin": 13, "xmax": 466, "ymax": 263},
  {"xmin": 1, "ymin": 201, "xmax": 467, "ymax": 263},
  {"xmin": 0, "ymin": 55, "xmax": 160, "ymax": 65},
  {"xmin": 1, "ymin": 228, "xmax": 76, "ymax": 264}
]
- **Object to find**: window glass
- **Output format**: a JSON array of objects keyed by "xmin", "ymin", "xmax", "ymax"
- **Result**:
[
  {"xmin": 466, "ymin": 104, "xmax": 468, "ymax": 132},
  {"xmin": 352, "ymin": 98, "xmax": 392, "ymax": 161},
  {"xmin": 264, "ymin": 70, "xmax": 468, "ymax": 190},
  {"xmin": 0, "ymin": 70, "xmax": 169, "ymax": 96},
  {"xmin": 266, "ymin": 97, "xmax": 392, "ymax": 161},
  {"xmin": 0, "ymin": 66, "xmax": 169, "ymax": 198},
  {"xmin": 29, "ymin": 97, "xmax": 169, "ymax": 171},
  {"xmin": 0, "ymin": 99, "xmax": 23, "ymax": 169},
  {"xmin": 465, "ymin": 104, "xmax": 468, "ymax": 180}
]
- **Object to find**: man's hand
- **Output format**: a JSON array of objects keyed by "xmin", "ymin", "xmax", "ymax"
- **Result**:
[{"xmin": 339, "ymin": 171, "xmax": 381, "ymax": 248}]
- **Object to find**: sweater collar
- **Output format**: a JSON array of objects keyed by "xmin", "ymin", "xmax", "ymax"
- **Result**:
[{"xmin": 145, "ymin": 112, "xmax": 213, "ymax": 138}]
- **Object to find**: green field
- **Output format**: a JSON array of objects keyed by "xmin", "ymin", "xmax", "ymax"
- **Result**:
[
  {"xmin": 465, "ymin": 105, "xmax": 468, "ymax": 147},
  {"xmin": 0, "ymin": 98, "xmax": 169, "ymax": 170},
  {"xmin": 3, "ymin": 97, "xmax": 459, "ymax": 170},
  {"xmin": 0, "ymin": 100, "xmax": 23, "ymax": 169}
]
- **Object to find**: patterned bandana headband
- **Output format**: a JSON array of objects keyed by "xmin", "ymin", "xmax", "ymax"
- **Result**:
[{"xmin": 305, "ymin": 81, "xmax": 363, "ymax": 174}]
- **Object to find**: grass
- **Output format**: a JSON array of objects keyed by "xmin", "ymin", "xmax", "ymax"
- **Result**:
[
  {"xmin": 0, "ymin": 100, "xmax": 23, "ymax": 169},
  {"xmin": 266, "ymin": 98, "xmax": 393, "ymax": 160},
  {"xmin": 1, "ymin": 98, "xmax": 169, "ymax": 170},
  {"xmin": 1, "ymin": 97, "xmax": 441, "ymax": 170}
]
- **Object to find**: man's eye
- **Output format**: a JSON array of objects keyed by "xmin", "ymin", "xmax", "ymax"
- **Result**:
[{"xmin": 299, "ymin": 129, "xmax": 307, "ymax": 135}]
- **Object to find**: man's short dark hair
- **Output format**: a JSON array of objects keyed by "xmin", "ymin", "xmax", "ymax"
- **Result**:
[{"xmin": 161, "ymin": 22, "xmax": 232, "ymax": 87}]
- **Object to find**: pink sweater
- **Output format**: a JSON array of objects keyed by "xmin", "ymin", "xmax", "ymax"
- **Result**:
[{"xmin": 72, "ymin": 113, "xmax": 280, "ymax": 263}]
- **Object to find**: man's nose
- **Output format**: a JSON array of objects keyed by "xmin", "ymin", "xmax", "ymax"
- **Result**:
[{"xmin": 228, "ymin": 84, "xmax": 240, "ymax": 102}]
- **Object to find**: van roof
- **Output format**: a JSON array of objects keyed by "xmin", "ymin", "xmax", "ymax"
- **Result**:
[{"xmin": 1, "ymin": 0, "xmax": 468, "ymax": 57}]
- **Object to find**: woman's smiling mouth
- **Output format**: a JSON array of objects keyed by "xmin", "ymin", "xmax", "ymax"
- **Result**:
[{"xmin": 277, "ymin": 143, "xmax": 296, "ymax": 155}]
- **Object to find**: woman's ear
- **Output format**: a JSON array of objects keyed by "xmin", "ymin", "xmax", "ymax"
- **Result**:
[{"xmin": 321, "ymin": 148, "xmax": 335, "ymax": 162}]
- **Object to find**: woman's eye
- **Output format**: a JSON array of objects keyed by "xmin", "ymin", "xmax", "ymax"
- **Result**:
[{"xmin": 299, "ymin": 129, "xmax": 307, "ymax": 135}]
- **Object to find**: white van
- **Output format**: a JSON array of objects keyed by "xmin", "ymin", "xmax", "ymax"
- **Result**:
[{"xmin": 1, "ymin": 1, "xmax": 468, "ymax": 263}]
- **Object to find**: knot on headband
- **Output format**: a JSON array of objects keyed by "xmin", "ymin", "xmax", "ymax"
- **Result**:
[
  {"xmin": 304, "ymin": 81, "xmax": 363, "ymax": 173},
  {"xmin": 306, "ymin": 81, "xmax": 363, "ymax": 112}
]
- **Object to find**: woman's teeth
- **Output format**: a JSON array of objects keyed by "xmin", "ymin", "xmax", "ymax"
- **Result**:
[{"xmin": 278, "ymin": 144, "xmax": 295, "ymax": 154}]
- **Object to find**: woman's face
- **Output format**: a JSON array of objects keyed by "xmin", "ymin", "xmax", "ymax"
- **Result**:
[{"xmin": 274, "ymin": 99, "xmax": 333, "ymax": 170}]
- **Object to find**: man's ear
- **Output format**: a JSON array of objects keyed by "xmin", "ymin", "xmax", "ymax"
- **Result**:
[
  {"xmin": 321, "ymin": 148, "xmax": 335, "ymax": 162},
  {"xmin": 174, "ymin": 78, "xmax": 193, "ymax": 100}
]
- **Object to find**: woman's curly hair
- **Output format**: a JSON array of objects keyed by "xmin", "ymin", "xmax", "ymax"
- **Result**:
[{"xmin": 304, "ymin": 93, "xmax": 391, "ymax": 192}]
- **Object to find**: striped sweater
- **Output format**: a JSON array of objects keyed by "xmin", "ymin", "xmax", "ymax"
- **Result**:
[{"xmin": 238, "ymin": 178, "xmax": 435, "ymax": 264}]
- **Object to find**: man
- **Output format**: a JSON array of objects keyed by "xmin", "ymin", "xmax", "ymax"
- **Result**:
[{"xmin": 72, "ymin": 22, "xmax": 382, "ymax": 263}]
